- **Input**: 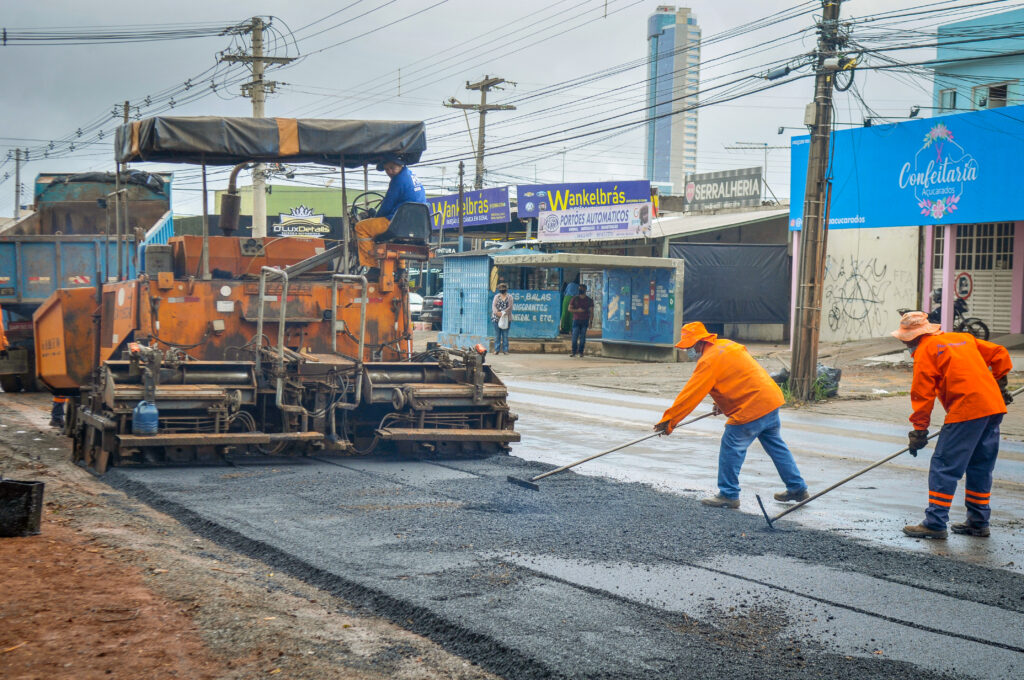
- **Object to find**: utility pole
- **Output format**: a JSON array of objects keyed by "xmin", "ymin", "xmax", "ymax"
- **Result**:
[
  {"xmin": 457, "ymin": 161, "xmax": 465, "ymax": 252},
  {"xmin": 13, "ymin": 148, "xmax": 21, "ymax": 218},
  {"xmin": 444, "ymin": 76, "xmax": 516, "ymax": 189},
  {"xmin": 724, "ymin": 142, "xmax": 787, "ymax": 202},
  {"xmin": 790, "ymin": 0, "xmax": 844, "ymax": 401},
  {"xmin": 221, "ymin": 17, "xmax": 295, "ymax": 237}
]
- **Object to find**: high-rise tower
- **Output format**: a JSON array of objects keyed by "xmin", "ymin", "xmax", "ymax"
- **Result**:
[{"xmin": 645, "ymin": 6, "xmax": 700, "ymax": 194}]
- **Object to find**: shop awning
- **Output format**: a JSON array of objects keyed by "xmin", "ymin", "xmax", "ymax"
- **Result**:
[{"xmin": 649, "ymin": 207, "xmax": 789, "ymax": 240}]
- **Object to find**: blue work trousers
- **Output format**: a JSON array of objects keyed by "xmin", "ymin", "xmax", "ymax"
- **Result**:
[
  {"xmin": 494, "ymin": 323, "xmax": 509, "ymax": 353},
  {"xmin": 718, "ymin": 408, "xmax": 807, "ymax": 499},
  {"xmin": 571, "ymin": 320, "xmax": 588, "ymax": 355},
  {"xmin": 924, "ymin": 413, "xmax": 1002, "ymax": 530}
]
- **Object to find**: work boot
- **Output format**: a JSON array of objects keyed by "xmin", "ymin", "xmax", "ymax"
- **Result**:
[
  {"xmin": 701, "ymin": 495, "xmax": 740, "ymax": 509},
  {"xmin": 950, "ymin": 522, "xmax": 990, "ymax": 537},
  {"xmin": 774, "ymin": 488, "xmax": 809, "ymax": 502},
  {"xmin": 902, "ymin": 524, "xmax": 948, "ymax": 540}
]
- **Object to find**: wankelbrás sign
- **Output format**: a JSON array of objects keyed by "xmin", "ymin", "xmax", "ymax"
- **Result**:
[
  {"xmin": 538, "ymin": 203, "xmax": 653, "ymax": 242},
  {"xmin": 683, "ymin": 167, "xmax": 762, "ymax": 212},
  {"xmin": 788, "ymin": 105, "xmax": 1022, "ymax": 230},
  {"xmin": 271, "ymin": 205, "xmax": 329, "ymax": 236},
  {"xmin": 516, "ymin": 180, "xmax": 650, "ymax": 218},
  {"xmin": 428, "ymin": 187, "xmax": 510, "ymax": 230}
]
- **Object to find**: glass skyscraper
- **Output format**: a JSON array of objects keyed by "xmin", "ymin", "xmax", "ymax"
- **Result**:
[{"xmin": 645, "ymin": 6, "xmax": 700, "ymax": 194}]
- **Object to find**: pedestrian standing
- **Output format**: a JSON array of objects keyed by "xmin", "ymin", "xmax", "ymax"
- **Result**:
[
  {"xmin": 654, "ymin": 322, "xmax": 809, "ymax": 508},
  {"xmin": 492, "ymin": 283, "xmax": 513, "ymax": 355},
  {"xmin": 891, "ymin": 311, "xmax": 1013, "ymax": 539},
  {"xmin": 568, "ymin": 284, "xmax": 593, "ymax": 357}
]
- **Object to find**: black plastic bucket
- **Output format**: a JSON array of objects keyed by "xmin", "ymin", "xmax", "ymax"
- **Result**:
[{"xmin": 0, "ymin": 480, "xmax": 45, "ymax": 537}]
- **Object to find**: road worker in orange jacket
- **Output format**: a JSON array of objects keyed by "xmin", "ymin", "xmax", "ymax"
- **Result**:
[
  {"xmin": 0, "ymin": 305, "xmax": 8, "ymax": 352},
  {"xmin": 655, "ymin": 322, "xmax": 808, "ymax": 508},
  {"xmin": 892, "ymin": 311, "xmax": 1013, "ymax": 539}
]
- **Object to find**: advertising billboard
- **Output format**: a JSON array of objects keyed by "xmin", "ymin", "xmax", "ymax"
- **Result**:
[
  {"xmin": 516, "ymin": 180, "xmax": 651, "ymax": 218},
  {"xmin": 683, "ymin": 167, "xmax": 762, "ymax": 212},
  {"xmin": 789, "ymin": 105, "xmax": 1024, "ymax": 230},
  {"xmin": 537, "ymin": 203, "xmax": 653, "ymax": 242},
  {"xmin": 427, "ymin": 187, "xmax": 510, "ymax": 230}
]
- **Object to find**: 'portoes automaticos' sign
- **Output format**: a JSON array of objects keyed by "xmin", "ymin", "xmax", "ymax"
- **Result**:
[{"xmin": 537, "ymin": 203, "xmax": 653, "ymax": 242}]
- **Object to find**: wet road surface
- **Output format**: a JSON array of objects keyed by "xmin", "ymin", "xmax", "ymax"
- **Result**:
[
  {"xmin": 505, "ymin": 379, "xmax": 1024, "ymax": 573},
  {"xmin": 109, "ymin": 378, "xmax": 1024, "ymax": 680}
]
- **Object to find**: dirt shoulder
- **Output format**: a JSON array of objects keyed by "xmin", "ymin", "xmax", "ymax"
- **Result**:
[{"xmin": 0, "ymin": 393, "xmax": 494, "ymax": 680}]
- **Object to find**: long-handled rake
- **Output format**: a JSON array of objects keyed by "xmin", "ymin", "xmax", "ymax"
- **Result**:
[
  {"xmin": 756, "ymin": 385, "xmax": 1024, "ymax": 529},
  {"xmin": 507, "ymin": 411, "xmax": 715, "ymax": 491}
]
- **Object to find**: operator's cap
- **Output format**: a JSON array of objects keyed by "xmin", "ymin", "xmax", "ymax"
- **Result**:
[
  {"xmin": 891, "ymin": 311, "xmax": 941, "ymax": 342},
  {"xmin": 375, "ymin": 154, "xmax": 406, "ymax": 172},
  {"xmin": 675, "ymin": 321, "xmax": 717, "ymax": 349}
]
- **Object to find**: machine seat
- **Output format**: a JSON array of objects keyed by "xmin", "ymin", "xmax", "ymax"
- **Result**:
[{"xmin": 374, "ymin": 202, "xmax": 430, "ymax": 245}]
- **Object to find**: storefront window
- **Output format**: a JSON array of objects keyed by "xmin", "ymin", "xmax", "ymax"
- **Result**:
[{"xmin": 933, "ymin": 222, "xmax": 1014, "ymax": 271}]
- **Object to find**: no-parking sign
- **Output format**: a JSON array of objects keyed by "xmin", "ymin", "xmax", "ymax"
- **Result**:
[{"xmin": 955, "ymin": 271, "xmax": 973, "ymax": 299}]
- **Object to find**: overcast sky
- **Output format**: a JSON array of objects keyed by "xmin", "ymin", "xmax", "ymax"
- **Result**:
[{"xmin": 0, "ymin": 0, "xmax": 1010, "ymax": 216}]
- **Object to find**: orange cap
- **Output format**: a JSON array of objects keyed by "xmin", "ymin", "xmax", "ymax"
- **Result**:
[
  {"xmin": 675, "ymin": 321, "xmax": 717, "ymax": 349},
  {"xmin": 891, "ymin": 311, "xmax": 941, "ymax": 342}
]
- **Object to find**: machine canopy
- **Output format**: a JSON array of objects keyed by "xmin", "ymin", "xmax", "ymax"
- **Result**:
[{"xmin": 115, "ymin": 116, "xmax": 427, "ymax": 167}]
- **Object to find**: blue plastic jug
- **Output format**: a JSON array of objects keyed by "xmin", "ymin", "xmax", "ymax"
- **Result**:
[{"xmin": 132, "ymin": 400, "xmax": 159, "ymax": 435}]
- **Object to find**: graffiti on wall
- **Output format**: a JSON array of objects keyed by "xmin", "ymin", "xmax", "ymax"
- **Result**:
[{"xmin": 823, "ymin": 256, "xmax": 916, "ymax": 339}]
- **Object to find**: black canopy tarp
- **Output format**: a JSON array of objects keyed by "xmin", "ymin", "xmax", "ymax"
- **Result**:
[
  {"xmin": 669, "ymin": 243, "xmax": 790, "ymax": 324},
  {"xmin": 115, "ymin": 116, "xmax": 427, "ymax": 167}
]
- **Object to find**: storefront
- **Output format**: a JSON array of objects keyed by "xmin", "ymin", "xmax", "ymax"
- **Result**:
[
  {"xmin": 438, "ymin": 251, "xmax": 685, "ymax": 361},
  {"xmin": 789, "ymin": 104, "xmax": 1024, "ymax": 342}
]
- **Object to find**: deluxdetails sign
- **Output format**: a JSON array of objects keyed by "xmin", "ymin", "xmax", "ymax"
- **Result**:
[
  {"xmin": 271, "ymin": 205, "xmax": 329, "ymax": 236},
  {"xmin": 538, "ymin": 202, "xmax": 653, "ymax": 242},
  {"xmin": 427, "ymin": 187, "xmax": 510, "ymax": 230},
  {"xmin": 788, "ymin": 106, "xmax": 1019, "ymax": 230},
  {"xmin": 516, "ymin": 180, "xmax": 650, "ymax": 218}
]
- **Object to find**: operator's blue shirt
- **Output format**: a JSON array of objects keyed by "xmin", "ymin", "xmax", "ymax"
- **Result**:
[{"xmin": 377, "ymin": 166, "xmax": 426, "ymax": 220}]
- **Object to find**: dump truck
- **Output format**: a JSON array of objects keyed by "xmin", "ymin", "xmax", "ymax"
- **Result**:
[
  {"xmin": 34, "ymin": 116, "xmax": 518, "ymax": 472},
  {"xmin": 0, "ymin": 171, "xmax": 171, "ymax": 392}
]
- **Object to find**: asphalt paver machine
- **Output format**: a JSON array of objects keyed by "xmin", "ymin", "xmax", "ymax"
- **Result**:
[{"xmin": 33, "ymin": 116, "xmax": 518, "ymax": 472}]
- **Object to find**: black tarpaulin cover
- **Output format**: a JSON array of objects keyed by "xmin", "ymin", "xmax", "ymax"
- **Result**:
[
  {"xmin": 115, "ymin": 116, "xmax": 427, "ymax": 167},
  {"xmin": 670, "ymin": 243, "xmax": 790, "ymax": 324}
]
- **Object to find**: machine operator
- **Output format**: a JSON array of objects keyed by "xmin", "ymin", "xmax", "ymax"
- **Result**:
[{"xmin": 354, "ymin": 155, "xmax": 426, "ymax": 280}]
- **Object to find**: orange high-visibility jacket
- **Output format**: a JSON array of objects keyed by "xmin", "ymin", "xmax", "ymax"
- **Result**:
[
  {"xmin": 910, "ymin": 332, "xmax": 1011, "ymax": 430},
  {"xmin": 0, "ymin": 305, "xmax": 8, "ymax": 352},
  {"xmin": 660, "ymin": 338, "xmax": 784, "ymax": 431}
]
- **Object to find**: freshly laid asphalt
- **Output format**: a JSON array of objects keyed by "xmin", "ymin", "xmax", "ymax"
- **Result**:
[{"xmin": 109, "ymin": 448, "xmax": 1024, "ymax": 680}]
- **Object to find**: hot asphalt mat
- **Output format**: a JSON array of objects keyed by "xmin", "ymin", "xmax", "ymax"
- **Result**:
[{"xmin": 108, "ymin": 454, "xmax": 1024, "ymax": 680}]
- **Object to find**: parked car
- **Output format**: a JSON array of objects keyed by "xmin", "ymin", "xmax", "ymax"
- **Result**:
[
  {"xmin": 420, "ymin": 293, "xmax": 443, "ymax": 329},
  {"xmin": 408, "ymin": 292, "xmax": 424, "ymax": 319}
]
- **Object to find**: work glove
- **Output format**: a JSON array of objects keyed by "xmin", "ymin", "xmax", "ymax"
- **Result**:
[
  {"xmin": 998, "ymin": 376, "xmax": 1013, "ymax": 405},
  {"xmin": 654, "ymin": 420, "xmax": 673, "ymax": 436},
  {"xmin": 711, "ymin": 404, "xmax": 722, "ymax": 416},
  {"xmin": 907, "ymin": 429, "xmax": 929, "ymax": 457}
]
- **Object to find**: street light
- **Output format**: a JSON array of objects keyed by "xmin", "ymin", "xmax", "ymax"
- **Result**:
[{"xmin": 777, "ymin": 126, "xmax": 806, "ymax": 134}]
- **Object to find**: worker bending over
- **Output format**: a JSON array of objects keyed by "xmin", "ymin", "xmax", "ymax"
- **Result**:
[
  {"xmin": 655, "ymin": 322, "xmax": 809, "ymax": 508},
  {"xmin": 892, "ymin": 311, "xmax": 1013, "ymax": 539},
  {"xmin": 354, "ymin": 155, "xmax": 426, "ymax": 279}
]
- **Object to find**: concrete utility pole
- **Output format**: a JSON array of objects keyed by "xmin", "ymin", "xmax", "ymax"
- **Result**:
[
  {"xmin": 13, "ymin": 148, "xmax": 21, "ymax": 218},
  {"xmin": 457, "ymin": 161, "xmax": 465, "ymax": 252},
  {"xmin": 444, "ymin": 76, "xmax": 516, "ymax": 190},
  {"xmin": 790, "ymin": 0, "xmax": 844, "ymax": 401},
  {"xmin": 221, "ymin": 17, "xmax": 295, "ymax": 237}
]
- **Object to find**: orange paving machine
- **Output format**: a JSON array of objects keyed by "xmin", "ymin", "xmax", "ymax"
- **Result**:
[{"xmin": 32, "ymin": 116, "xmax": 518, "ymax": 472}]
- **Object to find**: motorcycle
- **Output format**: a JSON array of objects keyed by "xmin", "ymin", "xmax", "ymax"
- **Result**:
[{"xmin": 898, "ymin": 288, "xmax": 989, "ymax": 340}]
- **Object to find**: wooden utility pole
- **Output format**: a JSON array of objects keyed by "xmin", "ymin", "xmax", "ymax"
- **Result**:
[
  {"xmin": 444, "ymin": 76, "xmax": 516, "ymax": 189},
  {"xmin": 13, "ymin": 148, "xmax": 21, "ymax": 219},
  {"xmin": 790, "ymin": 0, "xmax": 843, "ymax": 400},
  {"xmin": 457, "ymin": 161, "xmax": 465, "ymax": 251},
  {"xmin": 221, "ymin": 17, "xmax": 294, "ymax": 237}
]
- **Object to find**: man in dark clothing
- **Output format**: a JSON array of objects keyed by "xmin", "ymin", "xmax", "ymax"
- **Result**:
[{"xmin": 568, "ymin": 284, "xmax": 593, "ymax": 357}]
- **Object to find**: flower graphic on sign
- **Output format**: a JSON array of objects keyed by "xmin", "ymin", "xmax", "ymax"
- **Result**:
[{"xmin": 899, "ymin": 122, "xmax": 977, "ymax": 222}]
